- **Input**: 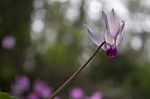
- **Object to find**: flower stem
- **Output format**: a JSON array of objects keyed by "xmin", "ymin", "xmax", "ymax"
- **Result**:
[{"xmin": 49, "ymin": 42, "xmax": 106, "ymax": 99}]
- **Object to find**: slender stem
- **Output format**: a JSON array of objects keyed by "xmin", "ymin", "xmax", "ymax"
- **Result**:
[{"xmin": 49, "ymin": 42, "xmax": 106, "ymax": 99}]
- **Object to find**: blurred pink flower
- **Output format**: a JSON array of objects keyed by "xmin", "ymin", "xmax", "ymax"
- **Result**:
[
  {"xmin": 54, "ymin": 96, "xmax": 61, "ymax": 99},
  {"xmin": 85, "ymin": 9, "xmax": 125, "ymax": 58},
  {"xmin": 69, "ymin": 87, "xmax": 84, "ymax": 99},
  {"xmin": 33, "ymin": 80, "xmax": 52, "ymax": 98},
  {"xmin": 11, "ymin": 75, "xmax": 30, "ymax": 95},
  {"xmin": 27, "ymin": 92, "xmax": 39, "ymax": 99},
  {"xmin": 90, "ymin": 91, "xmax": 103, "ymax": 99},
  {"xmin": 16, "ymin": 75, "xmax": 30, "ymax": 89},
  {"xmin": 1, "ymin": 36, "xmax": 16, "ymax": 50}
]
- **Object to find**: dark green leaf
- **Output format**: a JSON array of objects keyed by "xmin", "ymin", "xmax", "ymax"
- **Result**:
[{"xmin": 0, "ymin": 92, "xmax": 17, "ymax": 99}]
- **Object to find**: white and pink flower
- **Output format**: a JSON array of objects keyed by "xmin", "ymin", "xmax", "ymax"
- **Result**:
[{"xmin": 85, "ymin": 9, "xmax": 125, "ymax": 57}]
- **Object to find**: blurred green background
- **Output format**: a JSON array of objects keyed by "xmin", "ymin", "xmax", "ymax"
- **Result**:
[{"xmin": 0, "ymin": 0, "xmax": 150, "ymax": 99}]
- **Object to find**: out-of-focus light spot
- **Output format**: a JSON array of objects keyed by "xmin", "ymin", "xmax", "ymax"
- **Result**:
[
  {"xmin": 89, "ymin": 0, "xmax": 102, "ymax": 13},
  {"xmin": 45, "ymin": 28, "xmax": 57, "ymax": 44},
  {"xmin": 129, "ymin": 20, "xmax": 143, "ymax": 33},
  {"xmin": 70, "ymin": 0, "xmax": 81, "ymax": 7},
  {"xmin": 128, "ymin": 13, "xmax": 150, "ymax": 33},
  {"xmin": 144, "ymin": 19, "xmax": 150, "ymax": 32},
  {"xmin": 130, "ymin": 36, "xmax": 142, "ymax": 51},
  {"xmin": 87, "ymin": 0, "xmax": 102, "ymax": 20},
  {"xmin": 32, "ymin": 19, "xmax": 44, "ymax": 33},
  {"xmin": 48, "ymin": 0, "xmax": 68, "ymax": 3},
  {"xmin": 65, "ymin": 8, "xmax": 79, "ymax": 22},
  {"xmin": 34, "ymin": 9, "xmax": 46, "ymax": 18},
  {"xmin": 141, "ymin": 0, "xmax": 150, "ymax": 8},
  {"xmin": 34, "ymin": 0, "xmax": 44, "ymax": 9},
  {"xmin": 103, "ymin": 0, "xmax": 129, "ymax": 19},
  {"xmin": 65, "ymin": 0, "xmax": 81, "ymax": 23}
]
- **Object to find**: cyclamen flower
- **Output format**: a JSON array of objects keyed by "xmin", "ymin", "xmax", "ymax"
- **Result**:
[{"xmin": 85, "ymin": 9, "xmax": 125, "ymax": 57}]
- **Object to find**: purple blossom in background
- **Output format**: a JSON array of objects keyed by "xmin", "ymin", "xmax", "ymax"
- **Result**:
[
  {"xmin": 1, "ymin": 36, "xmax": 16, "ymax": 50},
  {"xmin": 27, "ymin": 92, "xmax": 39, "ymax": 99},
  {"xmin": 90, "ymin": 91, "xmax": 103, "ymax": 99},
  {"xmin": 69, "ymin": 87, "xmax": 84, "ymax": 99},
  {"xmin": 10, "ymin": 75, "xmax": 103, "ymax": 99},
  {"xmin": 33, "ymin": 80, "xmax": 52, "ymax": 98},
  {"xmin": 85, "ymin": 9, "xmax": 125, "ymax": 58},
  {"xmin": 11, "ymin": 75, "xmax": 30, "ymax": 96},
  {"xmin": 41, "ymin": 86, "xmax": 51, "ymax": 98},
  {"xmin": 54, "ymin": 96, "xmax": 60, "ymax": 99},
  {"xmin": 16, "ymin": 75, "xmax": 30, "ymax": 89}
]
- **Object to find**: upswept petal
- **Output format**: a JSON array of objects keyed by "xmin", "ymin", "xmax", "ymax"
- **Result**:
[
  {"xmin": 115, "ymin": 20, "xmax": 125, "ymax": 39},
  {"xmin": 102, "ymin": 11, "xmax": 115, "ymax": 45},
  {"xmin": 118, "ymin": 20, "xmax": 125, "ymax": 34},
  {"xmin": 115, "ymin": 20, "xmax": 125, "ymax": 46},
  {"xmin": 102, "ymin": 11, "xmax": 110, "ymax": 32},
  {"xmin": 109, "ymin": 9, "xmax": 120, "ymax": 37},
  {"xmin": 84, "ymin": 24, "xmax": 103, "ymax": 46},
  {"xmin": 115, "ymin": 33, "xmax": 123, "ymax": 47}
]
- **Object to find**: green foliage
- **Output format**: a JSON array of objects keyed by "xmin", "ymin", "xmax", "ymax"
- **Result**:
[{"xmin": 0, "ymin": 92, "xmax": 16, "ymax": 99}]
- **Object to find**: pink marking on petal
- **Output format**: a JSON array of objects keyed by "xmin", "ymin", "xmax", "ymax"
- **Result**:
[{"xmin": 106, "ymin": 47, "xmax": 117, "ymax": 58}]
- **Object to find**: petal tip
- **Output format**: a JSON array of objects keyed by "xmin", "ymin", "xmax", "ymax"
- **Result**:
[
  {"xmin": 111, "ymin": 8, "xmax": 115, "ymax": 12},
  {"xmin": 102, "ymin": 11, "xmax": 106, "ymax": 17}
]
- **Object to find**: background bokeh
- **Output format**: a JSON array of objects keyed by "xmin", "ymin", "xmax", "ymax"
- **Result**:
[{"xmin": 0, "ymin": 0, "xmax": 150, "ymax": 99}]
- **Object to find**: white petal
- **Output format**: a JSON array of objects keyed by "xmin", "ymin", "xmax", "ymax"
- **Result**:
[
  {"xmin": 104, "ymin": 31, "xmax": 115, "ymax": 45},
  {"xmin": 102, "ymin": 11, "xmax": 110, "ymax": 32},
  {"xmin": 84, "ymin": 24, "xmax": 103, "ymax": 46},
  {"xmin": 109, "ymin": 9, "xmax": 120, "ymax": 37},
  {"xmin": 115, "ymin": 20, "xmax": 125, "ymax": 39},
  {"xmin": 116, "ymin": 33, "xmax": 123, "ymax": 46},
  {"xmin": 115, "ymin": 20, "xmax": 125, "ymax": 46},
  {"xmin": 119, "ymin": 20, "xmax": 125, "ymax": 34}
]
